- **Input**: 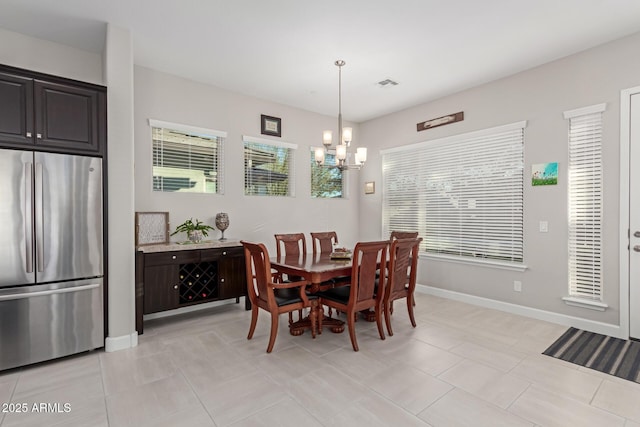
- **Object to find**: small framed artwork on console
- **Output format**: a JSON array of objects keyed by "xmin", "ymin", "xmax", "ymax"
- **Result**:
[{"xmin": 135, "ymin": 212, "xmax": 170, "ymax": 246}]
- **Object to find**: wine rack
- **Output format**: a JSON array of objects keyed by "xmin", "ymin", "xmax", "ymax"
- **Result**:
[{"xmin": 179, "ymin": 262, "xmax": 219, "ymax": 304}]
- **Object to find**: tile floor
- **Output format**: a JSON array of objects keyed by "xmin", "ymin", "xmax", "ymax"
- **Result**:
[{"xmin": 2, "ymin": 293, "xmax": 640, "ymax": 426}]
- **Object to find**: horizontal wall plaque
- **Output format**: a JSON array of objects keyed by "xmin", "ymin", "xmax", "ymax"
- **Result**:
[{"xmin": 417, "ymin": 111, "xmax": 464, "ymax": 132}]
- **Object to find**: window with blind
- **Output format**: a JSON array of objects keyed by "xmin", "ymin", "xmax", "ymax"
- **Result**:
[
  {"xmin": 565, "ymin": 104, "xmax": 605, "ymax": 302},
  {"xmin": 150, "ymin": 119, "xmax": 225, "ymax": 194},
  {"xmin": 310, "ymin": 149, "xmax": 344, "ymax": 198},
  {"xmin": 243, "ymin": 135, "xmax": 296, "ymax": 196},
  {"xmin": 382, "ymin": 121, "xmax": 526, "ymax": 268}
]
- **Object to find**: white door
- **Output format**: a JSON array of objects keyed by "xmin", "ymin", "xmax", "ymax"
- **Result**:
[{"xmin": 629, "ymin": 92, "xmax": 640, "ymax": 338}]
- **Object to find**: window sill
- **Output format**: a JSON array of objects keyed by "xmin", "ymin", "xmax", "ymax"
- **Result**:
[
  {"xmin": 562, "ymin": 296, "xmax": 608, "ymax": 311},
  {"xmin": 420, "ymin": 253, "xmax": 528, "ymax": 272}
]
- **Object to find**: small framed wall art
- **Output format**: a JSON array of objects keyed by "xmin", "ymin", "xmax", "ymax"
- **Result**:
[
  {"xmin": 261, "ymin": 114, "xmax": 281, "ymax": 137},
  {"xmin": 135, "ymin": 211, "xmax": 170, "ymax": 246},
  {"xmin": 532, "ymin": 162, "xmax": 558, "ymax": 186},
  {"xmin": 364, "ymin": 181, "xmax": 376, "ymax": 194}
]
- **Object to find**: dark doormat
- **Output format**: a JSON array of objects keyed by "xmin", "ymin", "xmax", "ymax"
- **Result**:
[{"xmin": 543, "ymin": 327, "xmax": 640, "ymax": 383}]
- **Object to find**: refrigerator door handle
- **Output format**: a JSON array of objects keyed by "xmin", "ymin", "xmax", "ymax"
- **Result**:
[
  {"xmin": 24, "ymin": 163, "xmax": 34, "ymax": 274},
  {"xmin": 0, "ymin": 283, "xmax": 100, "ymax": 301},
  {"xmin": 35, "ymin": 162, "xmax": 44, "ymax": 273}
]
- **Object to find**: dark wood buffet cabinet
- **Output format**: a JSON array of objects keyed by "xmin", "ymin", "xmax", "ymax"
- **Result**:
[{"xmin": 135, "ymin": 242, "xmax": 248, "ymax": 334}]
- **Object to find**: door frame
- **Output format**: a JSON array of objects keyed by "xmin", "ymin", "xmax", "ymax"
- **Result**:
[{"xmin": 620, "ymin": 85, "xmax": 640, "ymax": 340}]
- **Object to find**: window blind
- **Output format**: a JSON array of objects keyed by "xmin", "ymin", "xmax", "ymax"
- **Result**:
[
  {"xmin": 565, "ymin": 104, "xmax": 605, "ymax": 300},
  {"xmin": 243, "ymin": 135, "xmax": 297, "ymax": 196},
  {"xmin": 150, "ymin": 119, "xmax": 225, "ymax": 194},
  {"xmin": 382, "ymin": 121, "xmax": 525, "ymax": 264}
]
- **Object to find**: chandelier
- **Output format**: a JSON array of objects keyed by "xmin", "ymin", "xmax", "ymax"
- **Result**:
[{"xmin": 315, "ymin": 60, "xmax": 367, "ymax": 171}]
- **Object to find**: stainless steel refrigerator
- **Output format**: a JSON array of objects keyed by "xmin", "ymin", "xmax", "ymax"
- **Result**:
[{"xmin": 0, "ymin": 148, "xmax": 104, "ymax": 371}]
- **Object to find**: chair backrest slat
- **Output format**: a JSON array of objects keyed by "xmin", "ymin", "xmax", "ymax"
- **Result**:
[
  {"xmin": 274, "ymin": 233, "xmax": 307, "ymax": 258},
  {"xmin": 350, "ymin": 240, "xmax": 388, "ymax": 304},
  {"xmin": 242, "ymin": 241, "xmax": 273, "ymax": 304},
  {"xmin": 310, "ymin": 231, "xmax": 338, "ymax": 255},
  {"xmin": 387, "ymin": 237, "xmax": 422, "ymax": 296},
  {"xmin": 390, "ymin": 230, "xmax": 419, "ymax": 240}
]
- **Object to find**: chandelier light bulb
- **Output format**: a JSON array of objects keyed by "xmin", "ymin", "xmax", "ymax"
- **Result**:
[
  {"xmin": 356, "ymin": 147, "xmax": 367, "ymax": 164},
  {"xmin": 342, "ymin": 127, "xmax": 352, "ymax": 145},
  {"xmin": 323, "ymin": 130, "xmax": 333, "ymax": 147}
]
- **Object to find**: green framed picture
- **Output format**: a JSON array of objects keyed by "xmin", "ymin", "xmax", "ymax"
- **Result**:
[{"xmin": 532, "ymin": 162, "xmax": 558, "ymax": 186}]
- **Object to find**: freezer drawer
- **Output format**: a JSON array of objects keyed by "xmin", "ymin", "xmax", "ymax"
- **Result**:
[{"xmin": 0, "ymin": 278, "xmax": 103, "ymax": 371}]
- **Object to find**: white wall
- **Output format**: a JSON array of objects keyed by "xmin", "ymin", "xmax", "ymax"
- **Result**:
[
  {"xmin": 0, "ymin": 27, "xmax": 103, "ymax": 84},
  {"xmin": 359, "ymin": 31, "xmax": 640, "ymax": 331},
  {"xmin": 133, "ymin": 66, "xmax": 362, "ymax": 255},
  {"xmin": 104, "ymin": 24, "xmax": 136, "ymax": 348}
]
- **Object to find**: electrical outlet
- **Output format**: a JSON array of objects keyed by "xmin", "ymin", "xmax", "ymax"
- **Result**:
[
  {"xmin": 514, "ymin": 280, "xmax": 522, "ymax": 292},
  {"xmin": 539, "ymin": 221, "xmax": 548, "ymax": 232}
]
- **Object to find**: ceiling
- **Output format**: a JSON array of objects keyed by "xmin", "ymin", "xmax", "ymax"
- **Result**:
[{"xmin": 2, "ymin": 0, "xmax": 640, "ymax": 123}]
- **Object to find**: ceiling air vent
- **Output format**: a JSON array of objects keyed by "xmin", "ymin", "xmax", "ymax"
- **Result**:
[{"xmin": 377, "ymin": 79, "xmax": 399, "ymax": 87}]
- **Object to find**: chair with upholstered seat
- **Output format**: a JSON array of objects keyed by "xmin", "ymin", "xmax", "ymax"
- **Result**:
[
  {"xmin": 310, "ymin": 231, "xmax": 339, "ymax": 255},
  {"xmin": 316, "ymin": 240, "xmax": 388, "ymax": 351},
  {"xmin": 384, "ymin": 237, "xmax": 421, "ymax": 336},
  {"xmin": 241, "ymin": 241, "xmax": 317, "ymax": 353},
  {"xmin": 274, "ymin": 233, "xmax": 308, "ymax": 321}
]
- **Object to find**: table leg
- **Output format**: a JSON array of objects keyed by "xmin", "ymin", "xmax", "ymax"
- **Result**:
[
  {"xmin": 288, "ymin": 303, "xmax": 345, "ymax": 335},
  {"xmin": 289, "ymin": 302, "xmax": 319, "ymax": 337},
  {"xmin": 320, "ymin": 304, "xmax": 345, "ymax": 333}
]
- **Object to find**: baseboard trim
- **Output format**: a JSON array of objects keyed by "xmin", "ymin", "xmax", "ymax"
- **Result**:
[
  {"xmin": 143, "ymin": 298, "xmax": 239, "ymax": 321},
  {"xmin": 105, "ymin": 332, "xmax": 138, "ymax": 352},
  {"xmin": 416, "ymin": 284, "xmax": 624, "ymax": 339}
]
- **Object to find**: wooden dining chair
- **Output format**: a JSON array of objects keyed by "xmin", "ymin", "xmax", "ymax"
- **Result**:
[
  {"xmin": 390, "ymin": 230, "xmax": 419, "ymax": 240},
  {"xmin": 310, "ymin": 231, "xmax": 338, "ymax": 255},
  {"xmin": 389, "ymin": 230, "xmax": 419, "ymax": 307},
  {"xmin": 274, "ymin": 233, "xmax": 307, "ymax": 258},
  {"xmin": 241, "ymin": 241, "xmax": 317, "ymax": 353},
  {"xmin": 384, "ymin": 237, "xmax": 421, "ymax": 336},
  {"xmin": 316, "ymin": 240, "xmax": 388, "ymax": 351},
  {"xmin": 274, "ymin": 233, "xmax": 307, "ymax": 321}
]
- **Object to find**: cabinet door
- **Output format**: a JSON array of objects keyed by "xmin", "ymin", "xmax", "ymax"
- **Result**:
[
  {"xmin": 218, "ymin": 248, "xmax": 247, "ymax": 299},
  {"xmin": 0, "ymin": 72, "xmax": 33, "ymax": 146},
  {"xmin": 34, "ymin": 80, "xmax": 103, "ymax": 154},
  {"xmin": 143, "ymin": 265, "xmax": 180, "ymax": 314}
]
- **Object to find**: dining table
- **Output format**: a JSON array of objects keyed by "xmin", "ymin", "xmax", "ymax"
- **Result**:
[{"xmin": 270, "ymin": 252, "xmax": 354, "ymax": 334}]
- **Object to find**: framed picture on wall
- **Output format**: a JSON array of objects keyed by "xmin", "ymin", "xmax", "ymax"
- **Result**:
[
  {"xmin": 261, "ymin": 114, "xmax": 282, "ymax": 137},
  {"xmin": 532, "ymin": 162, "xmax": 558, "ymax": 186},
  {"xmin": 365, "ymin": 181, "xmax": 375, "ymax": 194},
  {"xmin": 135, "ymin": 212, "xmax": 170, "ymax": 246}
]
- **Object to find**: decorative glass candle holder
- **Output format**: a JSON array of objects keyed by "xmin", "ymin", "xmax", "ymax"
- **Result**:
[{"xmin": 215, "ymin": 213, "xmax": 229, "ymax": 241}]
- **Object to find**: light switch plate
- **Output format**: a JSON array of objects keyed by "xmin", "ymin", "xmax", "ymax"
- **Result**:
[{"xmin": 539, "ymin": 221, "xmax": 548, "ymax": 232}]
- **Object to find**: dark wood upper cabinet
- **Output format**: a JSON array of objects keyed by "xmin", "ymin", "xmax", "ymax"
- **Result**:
[
  {"xmin": 0, "ymin": 72, "xmax": 34, "ymax": 146},
  {"xmin": 34, "ymin": 80, "xmax": 102, "ymax": 154},
  {"xmin": 0, "ymin": 65, "xmax": 106, "ymax": 156}
]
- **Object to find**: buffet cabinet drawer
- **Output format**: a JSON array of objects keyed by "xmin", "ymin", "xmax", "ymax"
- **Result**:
[
  {"xmin": 144, "ymin": 250, "xmax": 200, "ymax": 266},
  {"xmin": 200, "ymin": 246, "xmax": 243, "ymax": 261}
]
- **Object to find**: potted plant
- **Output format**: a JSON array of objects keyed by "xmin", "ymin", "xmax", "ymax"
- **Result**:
[{"xmin": 171, "ymin": 218, "xmax": 215, "ymax": 243}]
